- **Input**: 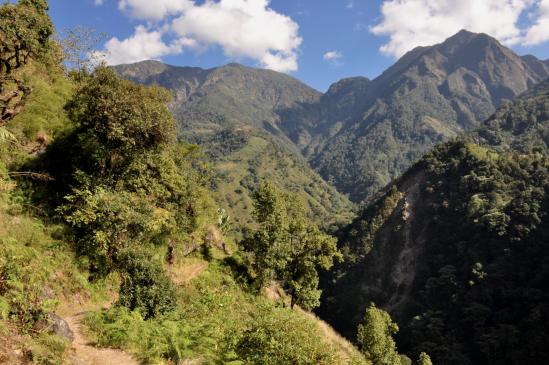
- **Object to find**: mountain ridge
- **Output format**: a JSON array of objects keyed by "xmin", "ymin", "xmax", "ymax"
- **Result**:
[
  {"xmin": 306, "ymin": 29, "xmax": 549, "ymax": 202},
  {"xmin": 114, "ymin": 29, "xmax": 549, "ymax": 208}
]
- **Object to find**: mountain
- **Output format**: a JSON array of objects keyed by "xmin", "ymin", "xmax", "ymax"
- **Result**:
[
  {"xmin": 114, "ymin": 61, "xmax": 355, "ymax": 226},
  {"xmin": 115, "ymin": 30, "xmax": 549, "ymax": 210},
  {"xmin": 303, "ymin": 30, "xmax": 549, "ymax": 202},
  {"xmin": 473, "ymin": 79, "xmax": 549, "ymax": 152},
  {"xmin": 115, "ymin": 61, "xmax": 320, "ymax": 140},
  {"xmin": 316, "ymin": 81, "xmax": 549, "ymax": 364}
]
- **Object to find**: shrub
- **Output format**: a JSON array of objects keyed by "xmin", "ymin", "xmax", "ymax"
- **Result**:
[
  {"xmin": 235, "ymin": 305, "xmax": 337, "ymax": 365},
  {"xmin": 116, "ymin": 250, "xmax": 177, "ymax": 319}
]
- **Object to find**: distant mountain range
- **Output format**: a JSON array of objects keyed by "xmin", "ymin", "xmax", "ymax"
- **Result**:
[
  {"xmin": 304, "ymin": 30, "xmax": 549, "ymax": 201},
  {"xmin": 115, "ymin": 29, "xmax": 549, "ymax": 209},
  {"xmin": 114, "ymin": 61, "xmax": 353, "ymax": 226}
]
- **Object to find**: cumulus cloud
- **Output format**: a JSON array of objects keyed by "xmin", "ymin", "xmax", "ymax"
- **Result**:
[
  {"xmin": 323, "ymin": 50, "xmax": 344, "ymax": 66},
  {"xmin": 102, "ymin": 25, "xmax": 183, "ymax": 65},
  {"xmin": 524, "ymin": 0, "xmax": 549, "ymax": 45},
  {"xmin": 118, "ymin": 0, "xmax": 192, "ymax": 20},
  {"xmin": 103, "ymin": 0, "xmax": 301, "ymax": 72},
  {"xmin": 371, "ymin": 0, "xmax": 549, "ymax": 58},
  {"xmin": 170, "ymin": 0, "xmax": 301, "ymax": 72}
]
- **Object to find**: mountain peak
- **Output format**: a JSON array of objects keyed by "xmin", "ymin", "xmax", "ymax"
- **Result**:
[{"xmin": 441, "ymin": 29, "xmax": 501, "ymax": 50}]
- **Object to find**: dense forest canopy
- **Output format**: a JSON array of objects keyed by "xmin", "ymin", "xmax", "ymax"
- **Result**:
[{"xmin": 318, "ymin": 84, "xmax": 549, "ymax": 364}]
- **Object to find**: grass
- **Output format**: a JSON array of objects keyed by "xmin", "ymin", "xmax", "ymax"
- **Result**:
[
  {"xmin": 84, "ymin": 255, "xmax": 370, "ymax": 364},
  {"xmin": 212, "ymin": 132, "xmax": 355, "ymax": 230}
]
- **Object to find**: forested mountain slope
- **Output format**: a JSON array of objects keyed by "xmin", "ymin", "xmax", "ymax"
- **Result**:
[
  {"xmin": 317, "ymin": 80, "xmax": 549, "ymax": 365},
  {"xmin": 114, "ymin": 61, "xmax": 355, "ymax": 227},
  {"xmin": 473, "ymin": 79, "xmax": 549, "ymax": 152},
  {"xmin": 307, "ymin": 30, "xmax": 549, "ymax": 202}
]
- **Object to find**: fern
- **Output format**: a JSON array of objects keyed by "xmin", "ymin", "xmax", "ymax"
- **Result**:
[{"xmin": 0, "ymin": 127, "xmax": 16, "ymax": 144}]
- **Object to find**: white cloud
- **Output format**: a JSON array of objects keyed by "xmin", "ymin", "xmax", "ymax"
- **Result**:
[
  {"xmin": 323, "ymin": 50, "xmax": 344, "ymax": 66},
  {"xmin": 94, "ymin": 0, "xmax": 104, "ymax": 5},
  {"xmin": 370, "ymin": 0, "xmax": 549, "ymax": 58},
  {"xmin": 171, "ymin": 0, "xmax": 302, "ymax": 72},
  {"xmin": 118, "ymin": 0, "xmax": 192, "ymax": 21},
  {"xmin": 102, "ymin": 25, "xmax": 183, "ymax": 65},
  {"xmin": 103, "ymin": 0, "xmax": 301, "ymax": 73},
  {"xmin": 524, "ymin": 0, "xmax": 549, "ymax": 45}
]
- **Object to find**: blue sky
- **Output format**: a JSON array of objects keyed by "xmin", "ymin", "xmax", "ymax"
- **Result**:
[{"xmin": 49, "ymin": 0, "xmax": 549, "ymax": 91}]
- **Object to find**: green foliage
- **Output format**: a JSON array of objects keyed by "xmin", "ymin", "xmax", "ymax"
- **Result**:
[
  {"xmin": 242, "ymin": 182, "xmax": 340, "ymax": 309},
  {"xmin": 56, "ymin": 67, "xmax": 214, "ymax": 275},
  {"xmin": 417, "ymin": 352, "xmax": 432, "ymax": 365},
  {"xmin": 235, "ymin": 305, "xmax": 338, "ymax": 365},
  {"xmin": 85, "ymin": 307, "xmax": 216, "ymax": 364},
  {"xmin": 0, "ymin": 0, "xmax": 54, "ymax": 124},
  {"xmin": 116, "ymin": 250, "xmax": 177, "ymax": 319},
  {"xmin": 64, "ymin": 66, "xmax": 176, "ymax": 174},
  {"xmin": 357, "ymin": 304, "xmax": 401, "ymax": 365},
  {"xmin": 28, "ymin": 332, "xmax": 68, "ymax": 365},
  {"xmin": 0, "ymin": 0, "xmax": 53, "ymax": 73},
  {"xmin": 474, "ymin": 80, "xmax": 549, "ymax": 154},
  {"xmin": 321, "ymin": 138, "xmax": 549, "ymax": 364},
  {"xmin": 84, "ymin": 260, "xmax": 365, "ymax": 364},
  {"xmin": 0, "ymin": 194, "xmax": 92, "ymax": 335}
]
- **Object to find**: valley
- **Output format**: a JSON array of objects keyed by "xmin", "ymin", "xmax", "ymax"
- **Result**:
[{"xmin": 0, "ymin": 1, "xmax": 548, "ymax": 364}]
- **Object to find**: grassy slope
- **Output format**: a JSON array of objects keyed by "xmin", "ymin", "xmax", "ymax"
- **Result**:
[
  {"xmin": 212, "ymin": 133, "xmax": 355, "ymax": 229},
  {"xmin": 83, "ymin": 252, "xmax": 369, "ymax": 364},
  {"xmin": 0, "ymin": 60, "xmax": 366, "ymax": 364}
]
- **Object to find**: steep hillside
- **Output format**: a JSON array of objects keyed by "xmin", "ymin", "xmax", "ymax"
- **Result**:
[
  {"xmin": 114, "ymin": 61, "xmax": 355, "ymax": 227},
  {"xmin": 317, "ymin": 84, "xmax": 549, "ymax": 364},
  {"xmin": 0, "ymin": 2, "xmax": 371, "ymax": 362},
  {"xmin": 202, "ymin": 128, "xmax": 354, "ymax": 227},
  {"xmin": 307, "ymin": 30, "xmax": 549, "ymax": 202},
  {"xmin": 473, "ymin": 79, "xmax": 549, "ymax": 152},
  {"xmin": 114, "ymin": 61, "xmax": 321, "ymax": 141}
]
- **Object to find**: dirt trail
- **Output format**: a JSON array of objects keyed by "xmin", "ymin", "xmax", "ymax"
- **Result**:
[
  {"xmin": 57, "ymin": 300, "xmax": 138, "ymax": 365},
  {"xmin": 64, "ymin": 311, "xmax": 138, "ymax": 365},
  {"xmin": 168, "ymin": 260, "xmax": 208, "ymax": 286}
]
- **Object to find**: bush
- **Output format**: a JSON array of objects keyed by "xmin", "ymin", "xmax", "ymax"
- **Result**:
[
  {"xmin": 29, "ymin": 333, "xmax": 68, "ymax": 365},
  {"xmin": 116, "ymin": 250, "xmax": 177, "ymax": 319},
  {"xmin": 85, "ymin": 307, "xmax": 217, "ymax": 364},
  {"xmin": 235, "ymin": 305, "xmax": 338, "ymax": 365}
]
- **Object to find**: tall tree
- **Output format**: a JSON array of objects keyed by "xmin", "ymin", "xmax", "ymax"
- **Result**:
[
  {"xmin": 58, "ymin": 67, "xmax": 211, "ymax": 272},
  {"xmin": 357, "ymin": 303, "xmax": 402, "ymax": 365},
  {"xmin": 417, "ymin": 352, "xmax": 432, "ymax": 365},
  {"xmin": 242, "ymin": 182, "xmax": 340, "ymax": 310}
]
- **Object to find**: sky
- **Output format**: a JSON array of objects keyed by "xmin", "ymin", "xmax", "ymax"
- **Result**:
[{"xmin": 48, "ymin": 0, "xmax": 549, "ymax": 91}]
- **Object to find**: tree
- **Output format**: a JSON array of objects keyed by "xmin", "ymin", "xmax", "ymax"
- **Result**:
[
  {"xmin": 284, "ymin": 216, "xmax": 340, "ymax": 309},
  {"xmin": 58, "ymin": 26, "xmax": 106, "ymax": 73},
  {"xmin": 116, "ymin": 249, "xmax": 177, "ymax": 319},
  {"xmin": 0, "ymin": 0, "xmax": 54, "ymax": 124},
  {"xmin": 64, "ymin": 66, "xmax": 176, "ymax": 178},
  {"xmin": 242, "ymin": 182, "xmax": 291, "ymax": 287},
  {"xmin": 417, "ymin": 352, "xmax": 432, "ymax": 365},
  {"xmin": 242, "ymin": 182, "xmax": 340, "ymax": 310},
  {"xmin": 58, "ymin": 67, "xmax": 213, "ymax": 279},
  {"xmin": 357, "ymin": 304, "xmax": 402, "ymax": 365}
]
